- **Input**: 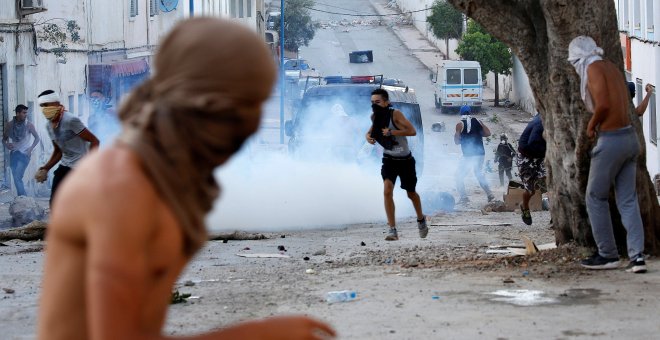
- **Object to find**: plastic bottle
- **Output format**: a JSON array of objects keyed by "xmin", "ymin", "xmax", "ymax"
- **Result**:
[{"xmin": 325, "ymin": 290, "xmax": 357, "ymax": 303}]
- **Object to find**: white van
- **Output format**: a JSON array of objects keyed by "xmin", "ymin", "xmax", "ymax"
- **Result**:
[{"xmin": 432, "ymin": 60, "xmax": 483, "ymax": 113}]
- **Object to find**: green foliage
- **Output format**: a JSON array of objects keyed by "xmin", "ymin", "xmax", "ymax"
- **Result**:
[
  {"xmin": 273, "ymin": 0, "xmax": 316, "ymax": 52},
  {"xmin": 426, "ymin": 0, "xmax": 463, "ymax": 41},
  {"xmin": 456, "ymin": 20, "xmax": 512, "ymax": 78}
]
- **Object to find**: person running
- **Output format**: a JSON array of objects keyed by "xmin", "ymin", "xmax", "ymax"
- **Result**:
[
  {"xmin": 35, "ymin": 90, "xmax": 99, "ymax": 205},
  {"xmin": 516, "ymin": 114, "xmax": 546, "ymax": 225},
  {"xmin": 366, "ymin": 88, "xmax": 428, "ymax": 241},
  {"xmin": 37, "ymin": 18, "xmax": 336, "ymax": 340},
  {"xmin": 3, "ymin": 104, "xmax": 40, "ymax": 196},
  {"xmin": 568, "ymin": 35, "xmax": 646, "ymax": 273},
  {"xmin": 454, "ymin": 105, "xmax": 495, "ymax": 204},
  {"xmin": 494, "ymin": 133, "xmax": 516, "ymax": 187}
]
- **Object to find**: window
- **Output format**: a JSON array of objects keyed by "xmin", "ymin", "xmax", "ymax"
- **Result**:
[
  {"xmin": 68, "ymin": 95, "xmax": 75, "ymax": 113},
  {"xmin": 78, "ymin": 94, "xmax": 85, "ymax": 118},
  {"xmin": 150, "ymin": 0, "xmax": 158, "ymax": 17},
  {"xmin": 623, "ymin": 0, "xmax": 630, "ymax": 29},
  {"xmin": 239, "ymin": 0, "xmax": 244, "ymax": 18},
  {"xmin": 130, "ymin": 0, "xmax": 138, "ymax": 17},
  {"xmin": 15, "ymin": 65, "xmax": 24, "ymax": 106},
  {"xmin": 636, "ymin": 78, "xmax": 643, "ymax": 106},
  {"xmin": 446, "ymin": 69, "xmax": 461, "ymax": 85},
  {"xmin": 646, "ymin": 0, "xmax": 654, "ymax": 40},
  {"xmin": 463, "ymin": 69, "xmax": 479, "ymax": 85},
  {"xmin": 230, "ymin": 0, "xmax": 236, "ymax": 18},
  {"xmin": 650, "ymin": 90, "xmax": 657, "ymax": 145},
  {"xmin": 247, "ymin": 0, "xmax": 252, "ymax": 17},
  {"xmin": 633, "ymin": 0, "xmax": 641, "ymax": 35}
]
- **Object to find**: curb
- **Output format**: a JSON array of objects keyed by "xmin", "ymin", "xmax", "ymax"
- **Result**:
[{"xmin": 367, "ymin": 0, "xmax": 440, "ymax": 73}]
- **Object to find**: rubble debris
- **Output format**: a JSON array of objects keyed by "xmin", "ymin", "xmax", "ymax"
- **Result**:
[
  {"xmin": 303, "ymin": 256, "xmax": 310, "ymax": 261},
  {"xmin": 360, "ymin": 241, "xmax": 366, "ymax": 246},
  {"xmin": 236, "ymin": 253, "xmax": 290, "ymax": 258},
  {"xmin": 3, "ymin": 288, "xmax": 15, "ymax": 294},
  {"xmin": 208, "ymin": 231, "xmax": 267, "ymax": 241},
  {"xmin": 170, "ymin": 290, "xmax": 191, "ymax": 304},
  {"xmin": 306, "ymin": 269, "xmax": 316, "ymax": 274},
  {"xmin": 0, "ymin": 220, "xmax": 48, "ymax": 242},
  {"xmin": 277, "ymin": 245, "xmax": 287, "ymax": 252},
  {"xmin": 9, "ymin": 196, "xmax": 46, "ymax": 228},
  {"xmin": 312, "ymin": 248, "xmax": 326, "ymax": 256}
]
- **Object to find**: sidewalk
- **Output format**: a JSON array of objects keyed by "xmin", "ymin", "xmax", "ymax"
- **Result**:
[{"xmin": 368, "ymin": 0, "xmax": 496, "ymax": 101}]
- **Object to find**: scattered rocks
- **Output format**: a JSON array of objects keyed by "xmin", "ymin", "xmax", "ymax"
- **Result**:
[
  {"xmin": 9, "ymin": 196, "xmax": 45, "ymax": 228},
  {"xmin": 3, "ymin": 288, "xmax": 15, "ymax": 294}
]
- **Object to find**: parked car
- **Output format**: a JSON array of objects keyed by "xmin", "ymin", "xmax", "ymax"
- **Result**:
[
  {"xmin": 285, "ymin": 75, "xmax": 424, "ymax": 174},
  {"xmin": 283, "ymin": 58, "xmax": 310, "ymax": 79},
  {"xmin": 431, "ymin": 60, "xmax": 483, "ymax": 113}
]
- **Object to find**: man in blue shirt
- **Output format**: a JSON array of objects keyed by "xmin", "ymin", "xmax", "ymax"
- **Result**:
[{"xmin": 454, "ymin": 105, "xmax": 494, "ymax": 204}]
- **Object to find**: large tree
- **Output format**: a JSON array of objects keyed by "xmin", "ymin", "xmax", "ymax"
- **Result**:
[
  {"xmin": 427, "ymin": 0, "xmax": 464, "ymax": 59},
  {"xmin": 273, "ymin": 0, "xmax": 316, "ymax": 52},
  {"xmin": 446, "ymin": 0, "xmax": 660, "ymax": 255},
  {"xmin": 455, "ymin": 20, "xmax": 512, "ymax": 107}
]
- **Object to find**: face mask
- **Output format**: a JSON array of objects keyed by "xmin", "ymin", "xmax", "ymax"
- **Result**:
[
  {"xmin": 42, "ymin": 106, "xmax": 61, "ymax": 120},
  {"xmin": 372, "ymin": 103, "xmax": 387, "ymax": 113}
]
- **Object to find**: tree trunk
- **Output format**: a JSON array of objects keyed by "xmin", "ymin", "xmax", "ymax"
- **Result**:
[
  {"xmin": 445, "ymin": 38, "xmax": 450, "ymax": 59},
  {"xmin": 494, "ymin": 72, "xmax": 500, "ymax": 107},
  {"xmin": 447, "ymin": 0, "xmax": 660, "ymax": 255}
]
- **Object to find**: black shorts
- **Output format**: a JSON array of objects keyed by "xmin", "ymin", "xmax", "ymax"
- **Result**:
[{"xmin": 381, "ymin": 154, "xmax": 417, "ymax": 192}]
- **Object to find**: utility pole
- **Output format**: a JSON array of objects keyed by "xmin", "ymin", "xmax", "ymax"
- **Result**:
[
  {"xmin": 279, "ymin": 0, "xmax": 285, "ymax": 144},
  {"xmin": 189, "ymin": 0, "xmax": 194, "ymax": 17}
]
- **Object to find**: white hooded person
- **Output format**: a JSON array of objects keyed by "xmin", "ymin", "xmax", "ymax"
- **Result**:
[{"xmin": 567, "ymin": 36, "xmax": 647, "ymax": 273}]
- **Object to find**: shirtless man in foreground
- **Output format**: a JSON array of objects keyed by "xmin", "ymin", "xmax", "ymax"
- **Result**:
[
  {"xmin": 567, "ymin": 36, "xmax": 646, "ymax": 273},
  {"xmin": 37, "ymin": 18, "xmax": 335, "ymax": 340}
]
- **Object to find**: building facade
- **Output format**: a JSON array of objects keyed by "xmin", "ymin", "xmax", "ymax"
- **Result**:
[
  {"xmin": 615, "ymin": 0, "xmax": 659, "ymax": 181},
  {"xmin": 0, "ymin": 0, "xmax": 267, "ymax": 196}
]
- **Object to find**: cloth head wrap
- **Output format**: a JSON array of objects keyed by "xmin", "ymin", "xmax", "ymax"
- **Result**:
[
  {"xmin": 567, "ymin": 36, "xmax": 603, "ymax": 112},
  {"xmin": 37, "ymin": 92, "xmax": 60, "ymax": 105},
  {"xmin": 117, "ymin": 18, "xmax": 276, "ymax": 255},
  {"xmin": 460, "ymin": 105, "xmax": 472, "ymax": 133}
]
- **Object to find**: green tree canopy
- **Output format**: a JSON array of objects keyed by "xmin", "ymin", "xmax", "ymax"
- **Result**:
[
  {"xmin": 456, "ymin": 20, "xmax": 512, "ymax": 78},
  {"xmin": 427, "ymin": 0, "xmax": 463, "ymax": 56},
  {"xmin": 456, "ymin": 20, "xmax": 512, "ymax": 106},
  {"xmin": 273, "ymin": 0, "xmax": 316, "ymax": 52}
]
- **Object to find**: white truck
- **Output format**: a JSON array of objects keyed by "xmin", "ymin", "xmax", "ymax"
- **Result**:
[{"xmin": 432, "ymin": 60, "xmax": 483, "ymax": 113}]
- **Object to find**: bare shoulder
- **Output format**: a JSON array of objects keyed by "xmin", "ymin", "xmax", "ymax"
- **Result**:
[{"xmin": 50, "ymin": 146, "xmax": 160, "ymax": 237}]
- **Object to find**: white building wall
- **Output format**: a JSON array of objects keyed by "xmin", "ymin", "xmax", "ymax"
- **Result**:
[
  {"xmin": 510, "ymin": 55, "xmax": 535, "ymax": 113},
  {"xmin": 0, "ymin": 0, "xmax": 90, "ymax": 194},
  {"xmin": 395, "ymin": 0, "xmax": 461, "ymax": 60},
  {"xmin": 395, "ymin": 0, "xmax": 534, "ymax": 111},
  {"xmin": 616, "ymin": 0, "xmax": 660, "ymax": 180}
]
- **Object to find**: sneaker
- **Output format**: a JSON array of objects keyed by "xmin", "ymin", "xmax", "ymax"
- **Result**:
[
  {"xmin": 580, "ymin": 253, "xmax": 621, "ymax": 270},
  {"xmin": 487, "ymin": 194, "xmax": 495, "ymax": 202},
  {"xmin": 521, "ymin": 209, "xmax": 532, "ymax": 225},
  {"xmin": 625, "ymin": 255, "xmax": 647, "ymax": 274},
  {"xmin": 417, "ymin": 216, "xmax": 428, "ymax": 239},
  {"xmin": 385, "ymin": 228, "xmax": 398, "ymax": 241}
]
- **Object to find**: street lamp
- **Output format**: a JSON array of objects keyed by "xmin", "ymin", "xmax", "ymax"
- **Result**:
[{"xmin": 279, "ymin": 0, "xmax": 285, "ymax": 144}]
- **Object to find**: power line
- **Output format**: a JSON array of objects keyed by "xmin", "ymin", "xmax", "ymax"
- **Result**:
[
  {"xmin": 313, "ymin": 1, "xmax": 373, "ymax": 14},
  {"xmin": 303, "ymin": 5, "xmax": 428, "ymax": 17}
]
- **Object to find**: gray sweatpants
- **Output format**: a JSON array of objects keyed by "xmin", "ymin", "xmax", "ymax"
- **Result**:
[{"xmin": 586, "ymin": 126, "xmax": 644, "ymax": 259}]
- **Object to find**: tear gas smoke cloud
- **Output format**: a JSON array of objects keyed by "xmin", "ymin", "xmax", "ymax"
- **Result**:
[
  {"xmin": 205, "ymin": 94, "xmax": 421, "ymax": 232},
  {"xmin": 207, "ymin": 87, "xmax": 505, "ymax": 231}
]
